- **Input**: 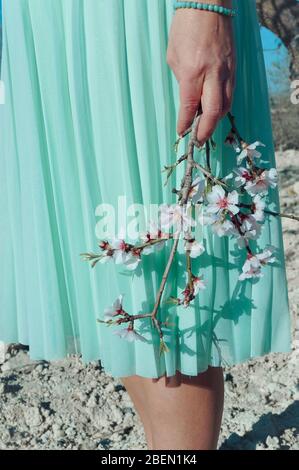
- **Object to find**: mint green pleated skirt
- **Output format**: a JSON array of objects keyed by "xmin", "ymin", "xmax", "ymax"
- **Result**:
[{"xmin": 0, "ymin": 0, "xmax": 291, "ymax": 378}]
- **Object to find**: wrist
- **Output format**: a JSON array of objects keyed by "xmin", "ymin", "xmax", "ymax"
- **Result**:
[
  {"xmin": 173, "ymin": 1, "xmax": 235, "ymax": 18},
  {"xmin": 197, "ymin": 0, "xmax": 232, "ymax": 5},
  {"xmin": 181, "ymin": 0, "xmax": 233, "ymax": 7}
]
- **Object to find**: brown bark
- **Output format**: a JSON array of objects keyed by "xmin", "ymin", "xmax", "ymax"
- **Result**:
[{"xmin": 256, "ymin": 0, "xmax": 299, "ymax": 80}]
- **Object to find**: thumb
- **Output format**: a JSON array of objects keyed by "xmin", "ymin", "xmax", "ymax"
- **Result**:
[{"xmin": 177, "ymin": 77, "xmax": 203, "ymax": 137}]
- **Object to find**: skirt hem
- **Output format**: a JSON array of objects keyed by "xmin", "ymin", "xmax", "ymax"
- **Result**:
[{"xmin": 0, "ymin": 337, "xmax": 292, "ymax": 380}]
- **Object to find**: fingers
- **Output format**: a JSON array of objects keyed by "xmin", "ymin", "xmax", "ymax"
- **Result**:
[
  {"xmin": 176, "ymin": 70, "xmax": 235, "ymax": 143},
  {"xmin": 222, "ymin": 67, "xmax": 236, "ymax": 116},
  {"xmin": 196, "ymin": 76, "xmax": 223, "ymax": 145},
  {"xmin": 177, "ymin": 77, "xmax": 203, "ymax": 137},
  {"xmin": 222, "ymin": 81, "xmax": 232, "ymax": 117}
]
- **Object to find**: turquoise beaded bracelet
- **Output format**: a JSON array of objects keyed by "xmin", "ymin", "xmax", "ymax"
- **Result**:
[{"xmin": 173, "ymin": 2, "xmax": 236, "ymax": 17}]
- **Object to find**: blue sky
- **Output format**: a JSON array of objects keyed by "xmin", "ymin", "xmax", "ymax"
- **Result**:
[
  {"xmin": 262, "ymin": 26, "xmax": 287, "ymax": 72},
  {"xmin": 0, "ymin": 0, "xmax": 287, "ymax": 75}
]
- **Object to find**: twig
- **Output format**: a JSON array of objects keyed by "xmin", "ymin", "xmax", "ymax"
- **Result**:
[
  {"xmin": 231, "ymin": 214, "xmax": 253, "ymax": 255},
  {"xmin": 206, "ymin": 140, "xmax": 211, "ymax": 173},
  {"xmin": 162, "ymin": 154, "xmax": 188, "ymax": 187},
  {"xmin": 192, "ymin": 162, "xmax": 228, "ymax": 188},
  {"xmin": 265, "ymin": 209, "xmax": 299, "ymax": 222},
  {"xmin": 227, "ymin": 112, "xmax": 245, "ymax": 147},
  {"xmin": 238, "ymin": 203, "xmax": 299, "ymax": 222}
]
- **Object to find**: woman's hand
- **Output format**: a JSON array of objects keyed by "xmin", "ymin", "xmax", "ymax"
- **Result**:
[{"xmin": 167, "ymin": 5, "xmax": 236, "ymax": 144}]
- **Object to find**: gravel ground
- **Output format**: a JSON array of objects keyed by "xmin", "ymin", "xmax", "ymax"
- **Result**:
[{"xmin": 0, "ymin": 150, "xmax": 298, "ymax": 451}]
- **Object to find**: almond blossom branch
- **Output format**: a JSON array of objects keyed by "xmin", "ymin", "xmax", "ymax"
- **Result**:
[
  {"xmin": 149, "ymin": 115, "xmax": 201, "ymax": 336},
  {"xmin": 89, "ymin": 114, "xmax": 202, "ymax": 352},
  {"xmin": 109, "ymin": 313, "xmax": 152, "ymax": 324},
  {"xmin": 134, "ymin": 236, "xmax": 173, "ymax": 250},
  {"xmin": 84, "ymin": 110, "xmax": 299, "ymax": 353},
  {"xmin": 238, "ymin": 203, "xmax": 299, "ymax": 222}
]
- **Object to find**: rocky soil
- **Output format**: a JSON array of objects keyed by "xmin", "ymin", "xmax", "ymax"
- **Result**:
[{"xmin": 0, "ymin": 150, "xmax": 298, "ymax": 451}]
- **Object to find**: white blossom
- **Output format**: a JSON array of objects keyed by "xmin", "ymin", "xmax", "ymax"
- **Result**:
[
  {"xmin": 237, "ymin": 141, "xmax": 265, "ymax": 165},
  {"xmin": 110, "ymin": 238, "xmax": 141, "ymax": 270},
  {"xmin": 239, "ymin": 256, "xmax": 263, "ymax": 280},
  {"xmin": 189, "ymin": 177, "xmax": 206, "ymax": 204},
  {"xmin": 206, "ymin": 185, "xmax": 239, "ymax": 215},
  {"xmin": 233, "ymin": 167, "xmax": 253, "ymax": 188},
  {"xmin": 113, "ymin": 327, "xmax": 147, "ymax": 343},
  {"xmin": 256, "ymin": 246, "xmax": 276, "ymax": 265},
  {"xmin": 223, "ymin": 172, "xmax": 234, "ymax": 182},
  {"xmin": 240, "ymin": 215, "xmax": 262, "ymax": 240},
  {"xmin": 233, "ymin": 214, "xmax": 262, "ymax": 247},
  {"xmin": 123, "ymin": 252, "xmax": 141, "ymax": 271},
  {"xmin": 98, "ymin": 251, "xmax": 113, "ymax": 264},
  {"xmin": 184, "ymin": 233, "xmax": 205, "ymax": 258},
  {"xmin": 139, "ymin": 221, "xmax": 166, "ymax": 255},
  {"xmin": 103, "ymin": 294, "xmax": 124, "ymax": 322},
  {"xmin": 225, "ymin": 132, "xmax": 241, "ymax": 153},
  {"xmin": 160, "ymin": 203, "xmax": 195, "ymax": 233},
  {"xmin": 213, "ymin": 218, "xmax": 235, "ymax": 237},
  {"xmin": 239, "ymin": 246, "xmax": 276, "ymax": 281},
  {"xmin": 245, "ymin": 168, "xmax": 277, "ymax": 196},
  {"xmin": 252, "ymin": 195, "xmax": 265, "ymax": 222},
  {"xmin": 111, "ymin": 238, "xmax": 130, "ymax": 265},
  {"xmin": 193, "ymin": 276, "xmax": 207, "ymax": 296},
  {"xmin": 199, "ymin": 211, "xmax": 235, "ymax": 237},
  {"xmin": 97, "ymin": 241, "xmax": 113, "ymax": 264}
]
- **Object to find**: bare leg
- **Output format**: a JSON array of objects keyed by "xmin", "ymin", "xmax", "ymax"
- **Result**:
[
  {"xmin": 121, "ymin": 367, "xmax": 224, "ymax": 450},
  {"xmin": 120, "ymin": 375, "xmax": 154, "ymax": 449}
]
